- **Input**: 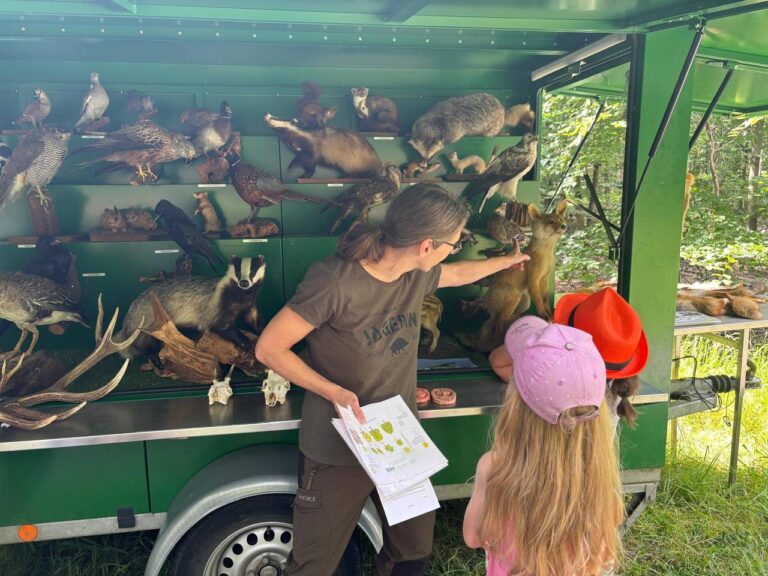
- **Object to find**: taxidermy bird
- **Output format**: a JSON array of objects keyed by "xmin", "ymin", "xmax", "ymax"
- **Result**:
[
  {"xmin": 223, "ymin": 148, "xmax": 334, "ymax": 222},
  {"xmin": 179, "ymin": 103, "xmax": 229, "ymax": 130},
  {"xmin": 124, "ymin": 90, "xmax": 158, "ymax": 122},
  {"xmin": 324, "ymin": 164, "xmax": 401, "ymax": 233},
  {"xmin": 0, "ymin": 127, "xmax": 71, "ymax": 212},
  {"xmin": 193, "ymin": 101, "xmax": 232, "ymax": 157},
  {"xmin": 0, "ymin": 272, "xmax": 88, "ymax": 357},
  {"xmin": 16, "ymin": 88, "xmax": 52, "ymax": 130},
  {"xmin": 0, "ymin": 139, "xmax": 11, "ymax": 176},
  {"xmin": 154, "ymin": 199, "xmax": 223, "ymax": 270},
  {"xmin": 69, "ymin": 120, "xmax": 196, "ymax": 185},
  {"xmin": 74, "ymin": 72, "xmax": 110, "ymax": 133},
  {"xmin": 0, "ymin": 236, "xmax": 80, "ymax": 339},
  {"xmin": 482, "ymin": 202, "xmax": 527, "ymax": 257},
  {"xmin": 467, "ymin": 133, "xmax": 538, "ymax": 213}
]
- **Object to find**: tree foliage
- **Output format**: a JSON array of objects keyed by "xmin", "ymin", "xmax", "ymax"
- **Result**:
[{"xmin": 541, "ymin": 93, "xmax": 767, "ymax": 288}]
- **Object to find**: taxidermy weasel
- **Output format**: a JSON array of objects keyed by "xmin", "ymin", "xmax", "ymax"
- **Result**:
[
  {"xmin": 264, "ymin": 113, "xmax": 382, "ymax": 179},
  {"xmin": 193, "ymin": 191, "xmax": 222, "ymax": 234},
  {"xmin": 505, "ymin": 102, "xmax": 536, "ymax": 131},
  {"xmin": 351, "ymin": 87, "xmax": 399, "ymax": 133},
  {"xmin": 419, "ymin": 294, "xmax": 444, "ymax": 353},
  {"xmin": 477, "ymin": 200, "xmax": 568, "ymax": 350},
  {"xmin": 296, "ymin": 81, "xmax": 337, "ymax": 129},
  {"xmin": 447, "ymin": 152, "xmax": 487, "ymax": 175},
  {"xmin": 119, "ymin": 255, "xmax": 266, "ymax": 363}
]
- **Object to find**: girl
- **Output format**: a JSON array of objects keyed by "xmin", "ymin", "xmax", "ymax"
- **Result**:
[
  {"xmin": 464, "ymin": 317, "xmax": 624, "ymax": 576},
  {"xmin": 490, "ymin": 287, "xmax": 648, "ymax": 428},
  {"xmin": 256, "ymin": 183, "xmax": 529, "ymax": 576}
]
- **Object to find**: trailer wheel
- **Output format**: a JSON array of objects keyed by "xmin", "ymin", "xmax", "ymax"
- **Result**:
[{"xmin": 166, "ymin": 494, "xmax": 361, "ymax": 576}]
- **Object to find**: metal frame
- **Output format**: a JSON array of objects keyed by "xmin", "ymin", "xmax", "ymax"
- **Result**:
[{"xmin": 669, "ymin": 304, "xmax": 768, "ymax": 485}]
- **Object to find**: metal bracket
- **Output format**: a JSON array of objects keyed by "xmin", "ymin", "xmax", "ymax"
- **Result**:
[
  {"xmin": 620, "ymin": 482, "xmax": 657, "ymax": 536},
  {"xmin": 102, "ymin": 0, "xmax": 137, "ymax": 13},
  {"xmin": 383, "ymin": 0, "xmax": 429, "ymax": 22}
]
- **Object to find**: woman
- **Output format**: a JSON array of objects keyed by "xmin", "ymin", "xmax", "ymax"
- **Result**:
[{"xmin": 256, "ymin": 184, "xmax": 529, "ymax": 576}]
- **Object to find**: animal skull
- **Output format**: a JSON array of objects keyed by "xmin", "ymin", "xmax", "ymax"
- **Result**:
[{"xmin": 261, "ymin": 369, "xmax": 291, "ymax": 407}]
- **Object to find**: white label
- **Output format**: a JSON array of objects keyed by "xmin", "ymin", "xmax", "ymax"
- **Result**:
[
  {"xmin": 327, "ymin": 183, "xmax": 344, "ymax": 187},
  {"xmin": 154, "ymin": 249, "xmax": 180, "ymax": 254},
  {"xmin": 80, "ymin": 134, "xmax": 105, "ymax": 139},
  {"xmin": 198, "ymin": 183, "xmax": 227, "ymax": 188},
  {"xmin": 242, "ymin": 238, "xmax": 268, "ymax": 243},
  {"xmin": 373, "ymin": 136, "xmax": 394, "ymax": 141},
  {"xmin": 17, "ymin": 244, "xmax": 36, "ymax": 249},
  {"xmin": 82, "ymin": 272, "xmax": 106, "ymax": 277}
]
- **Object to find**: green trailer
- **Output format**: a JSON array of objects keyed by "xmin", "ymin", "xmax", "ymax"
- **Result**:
[{"xmin": 0, "ymin": 2, "xmax": 766, "ymax": 575}]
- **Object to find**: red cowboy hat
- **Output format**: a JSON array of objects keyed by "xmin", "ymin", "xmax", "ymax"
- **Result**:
[{"xmin": 553, "ymin": 288, "xmax": 648, "ymax": 380}]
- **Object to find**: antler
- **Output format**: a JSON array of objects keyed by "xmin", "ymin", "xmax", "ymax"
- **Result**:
[
  {"xmin": 0, "ymin": 352, "xmax": 26, "ymax": 396},
  {"xmin": 0, "ymin": 295, "xmax": 141, "ymax": 430}
]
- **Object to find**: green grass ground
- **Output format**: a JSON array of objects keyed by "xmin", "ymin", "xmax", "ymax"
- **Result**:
[{"xmin": 1, "ymin": 335, "xmax": 766, "ymax": 575}]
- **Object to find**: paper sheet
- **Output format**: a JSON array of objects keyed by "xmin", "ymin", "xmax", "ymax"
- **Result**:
[
  {"xmin": 377, "ymin": 479, "xmax": 440, "ymax": 526},
  {"xmin": 333, "ymin": 396, "xmax": 448, "ymax": 497}
]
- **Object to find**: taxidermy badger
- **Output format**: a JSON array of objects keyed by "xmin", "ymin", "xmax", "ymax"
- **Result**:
[
  {"xmin": 409, "ymin": 92, "xmax": 512, "ymax": 164},
  {"xmin": 119, "ymin": 255, "xmax": 266, "ymax": 363}
]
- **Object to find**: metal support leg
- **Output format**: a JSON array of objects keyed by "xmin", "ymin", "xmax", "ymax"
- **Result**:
[
  {"xmin": 669, "ymin": 335, "xmax": 681, "ymax": 460},
  {"xmin": 728, "ymin": 329, "xmax": 750, "ymax": 485}
]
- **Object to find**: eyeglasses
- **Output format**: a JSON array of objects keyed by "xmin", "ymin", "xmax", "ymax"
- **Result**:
[{"xmin": 435, "ymin": 237, "xmax": 465, "ymax": 255}]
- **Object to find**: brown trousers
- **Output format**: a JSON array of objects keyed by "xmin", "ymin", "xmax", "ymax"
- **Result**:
[{"xmin": 285, "ymin": 452, "xmax": 436, "ymax": 576}]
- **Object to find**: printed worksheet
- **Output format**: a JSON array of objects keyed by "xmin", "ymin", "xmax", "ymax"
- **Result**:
[{"xmin": 332, "ymin": 395, "xmax": 448, "ymax": 497}]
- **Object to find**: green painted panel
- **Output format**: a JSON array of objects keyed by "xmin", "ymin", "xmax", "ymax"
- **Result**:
[
  {"xmin": 282, "ymin": 236, "xmax": 339, "ymax": 301},
  {"xmin": 618, "ymin": 402, "xmax": 668, "ymax": 470},
  {"xmin": 0, "ymin": 442, "xmax": 148, "ymax": 525},
  {"xmin": 621, "ymin": 26, "xmax": 695, "ymax": 394},
  {"xmin": 146, "ymin": 433, "xmax": 298, "ymax": 512},
  {"xmin": 0, "ymin": 89, "xmax": 20, "ymax": 129},
  {"xmin": 426, "ymin": 415, "xmax": 492, "ymax": 486}
]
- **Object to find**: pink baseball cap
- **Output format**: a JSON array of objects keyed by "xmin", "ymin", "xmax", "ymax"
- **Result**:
[{"xmin": 504, "ymin": 316, "xmax": 607, "ymax": 425}]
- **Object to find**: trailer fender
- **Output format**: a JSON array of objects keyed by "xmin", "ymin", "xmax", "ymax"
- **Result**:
[{"xmin": 144, "ymin": 443, "xmax": 383, "ymax": 576}]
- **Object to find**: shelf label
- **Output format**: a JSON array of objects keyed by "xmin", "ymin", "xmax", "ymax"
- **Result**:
[
  {"xmin": 154, "ymin": 249, "xmax": 180, "ymax": 254},
  {"xmin": 197, "ymin": 183, "xmax": 227, "ymax": 188},
  {"xmin": 327, "ymin": 183, "xmax": 344, "ymax": 187},
  {"xmin": 242, "ymin": 238, "xmax": 268, "ymax": 243},
  {"xmin": 80, "ymin": 134, "xmax": 105, "ymax": 139},
  {"xmin": 82, "ymin": 272, "xmax": 106, "ymax": 278},
  {"xmin": 373, "ymin": 136, "xmax": 394, "ymax": 141},
  {"xmin": 17, "ymin": 244, "xmax": 36, "ymax": 249}
]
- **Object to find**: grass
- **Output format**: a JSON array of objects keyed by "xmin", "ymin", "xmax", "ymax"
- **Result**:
[{"xmin": 2, "ymin": 335, "xmax": 767, "ymax": 575}]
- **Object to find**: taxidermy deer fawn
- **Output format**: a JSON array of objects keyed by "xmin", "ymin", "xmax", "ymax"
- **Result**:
[{"xmin": 477, "ymin": 199, "xmax": 568, "ymax": 350}]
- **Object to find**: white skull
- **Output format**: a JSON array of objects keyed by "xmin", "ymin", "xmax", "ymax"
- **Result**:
[
  {"xmin": 262, "ymin": 370, "xmax": 291, "ymax": 407},
  {"xmin": 208, "ymin": 376, "xmax": 233, "ymax": 406}
]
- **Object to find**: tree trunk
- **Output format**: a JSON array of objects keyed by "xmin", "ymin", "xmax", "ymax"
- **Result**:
[
  {"xmin": 705, "ymin": 122, "xmax": 721, "ymax": 197},
  {"xmin": 746, "ymin": 124, "xmax": 763, "ymax": 232},
  {"xmin": 590, "ymin": 162, "xmax": 600, "ymax": 213}
]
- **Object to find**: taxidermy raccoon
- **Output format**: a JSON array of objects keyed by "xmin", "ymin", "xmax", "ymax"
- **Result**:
[
  {"xmin": 264, "ymin": 113, "xmax": 382, "ymax": 179},
  {"xmin": 296, "ymin": 81, "xmax": 337, "ymax": 129},
  {"xmin": 119, "ymin": 255, "xmax": 266, "ymax": 362},
  {"xmin": 409, "ymin": 93, "xmax": 506, "ymax": 164},
  {"xmin": 351, "ymin": 87, "xmax": 399, "ymax": 133}
]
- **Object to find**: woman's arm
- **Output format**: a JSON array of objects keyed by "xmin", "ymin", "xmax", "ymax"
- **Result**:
[
  {"xmin": 463, "ymin": 451, "xmax": 493, "ymax": 549},
  {"xmin": 438, "ymin": 252, "xmax": 529, "ymax": 289},
  {"xmin": 255, "ymin": 306, "xmax": 366, "ymax": 422}
]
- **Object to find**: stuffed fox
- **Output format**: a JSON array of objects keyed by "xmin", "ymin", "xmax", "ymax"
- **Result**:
[{"xmin": 477, "ymin": 199, "xmax": 568, "ymax": 350}]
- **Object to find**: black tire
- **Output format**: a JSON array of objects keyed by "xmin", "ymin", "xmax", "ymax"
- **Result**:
[{"xmin": 167, "ymin": 493, "xmax": 361, "ymax": 576}]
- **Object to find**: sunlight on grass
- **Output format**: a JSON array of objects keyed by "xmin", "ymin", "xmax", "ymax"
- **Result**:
[{"xmin": 673, "ymin": 337, "xmax": 768, "ymax": 468}]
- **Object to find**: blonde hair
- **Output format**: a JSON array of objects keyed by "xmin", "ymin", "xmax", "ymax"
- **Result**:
[{"xmin": 478, "ymin": 385, "xmax": 623, "ymax": 576}]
